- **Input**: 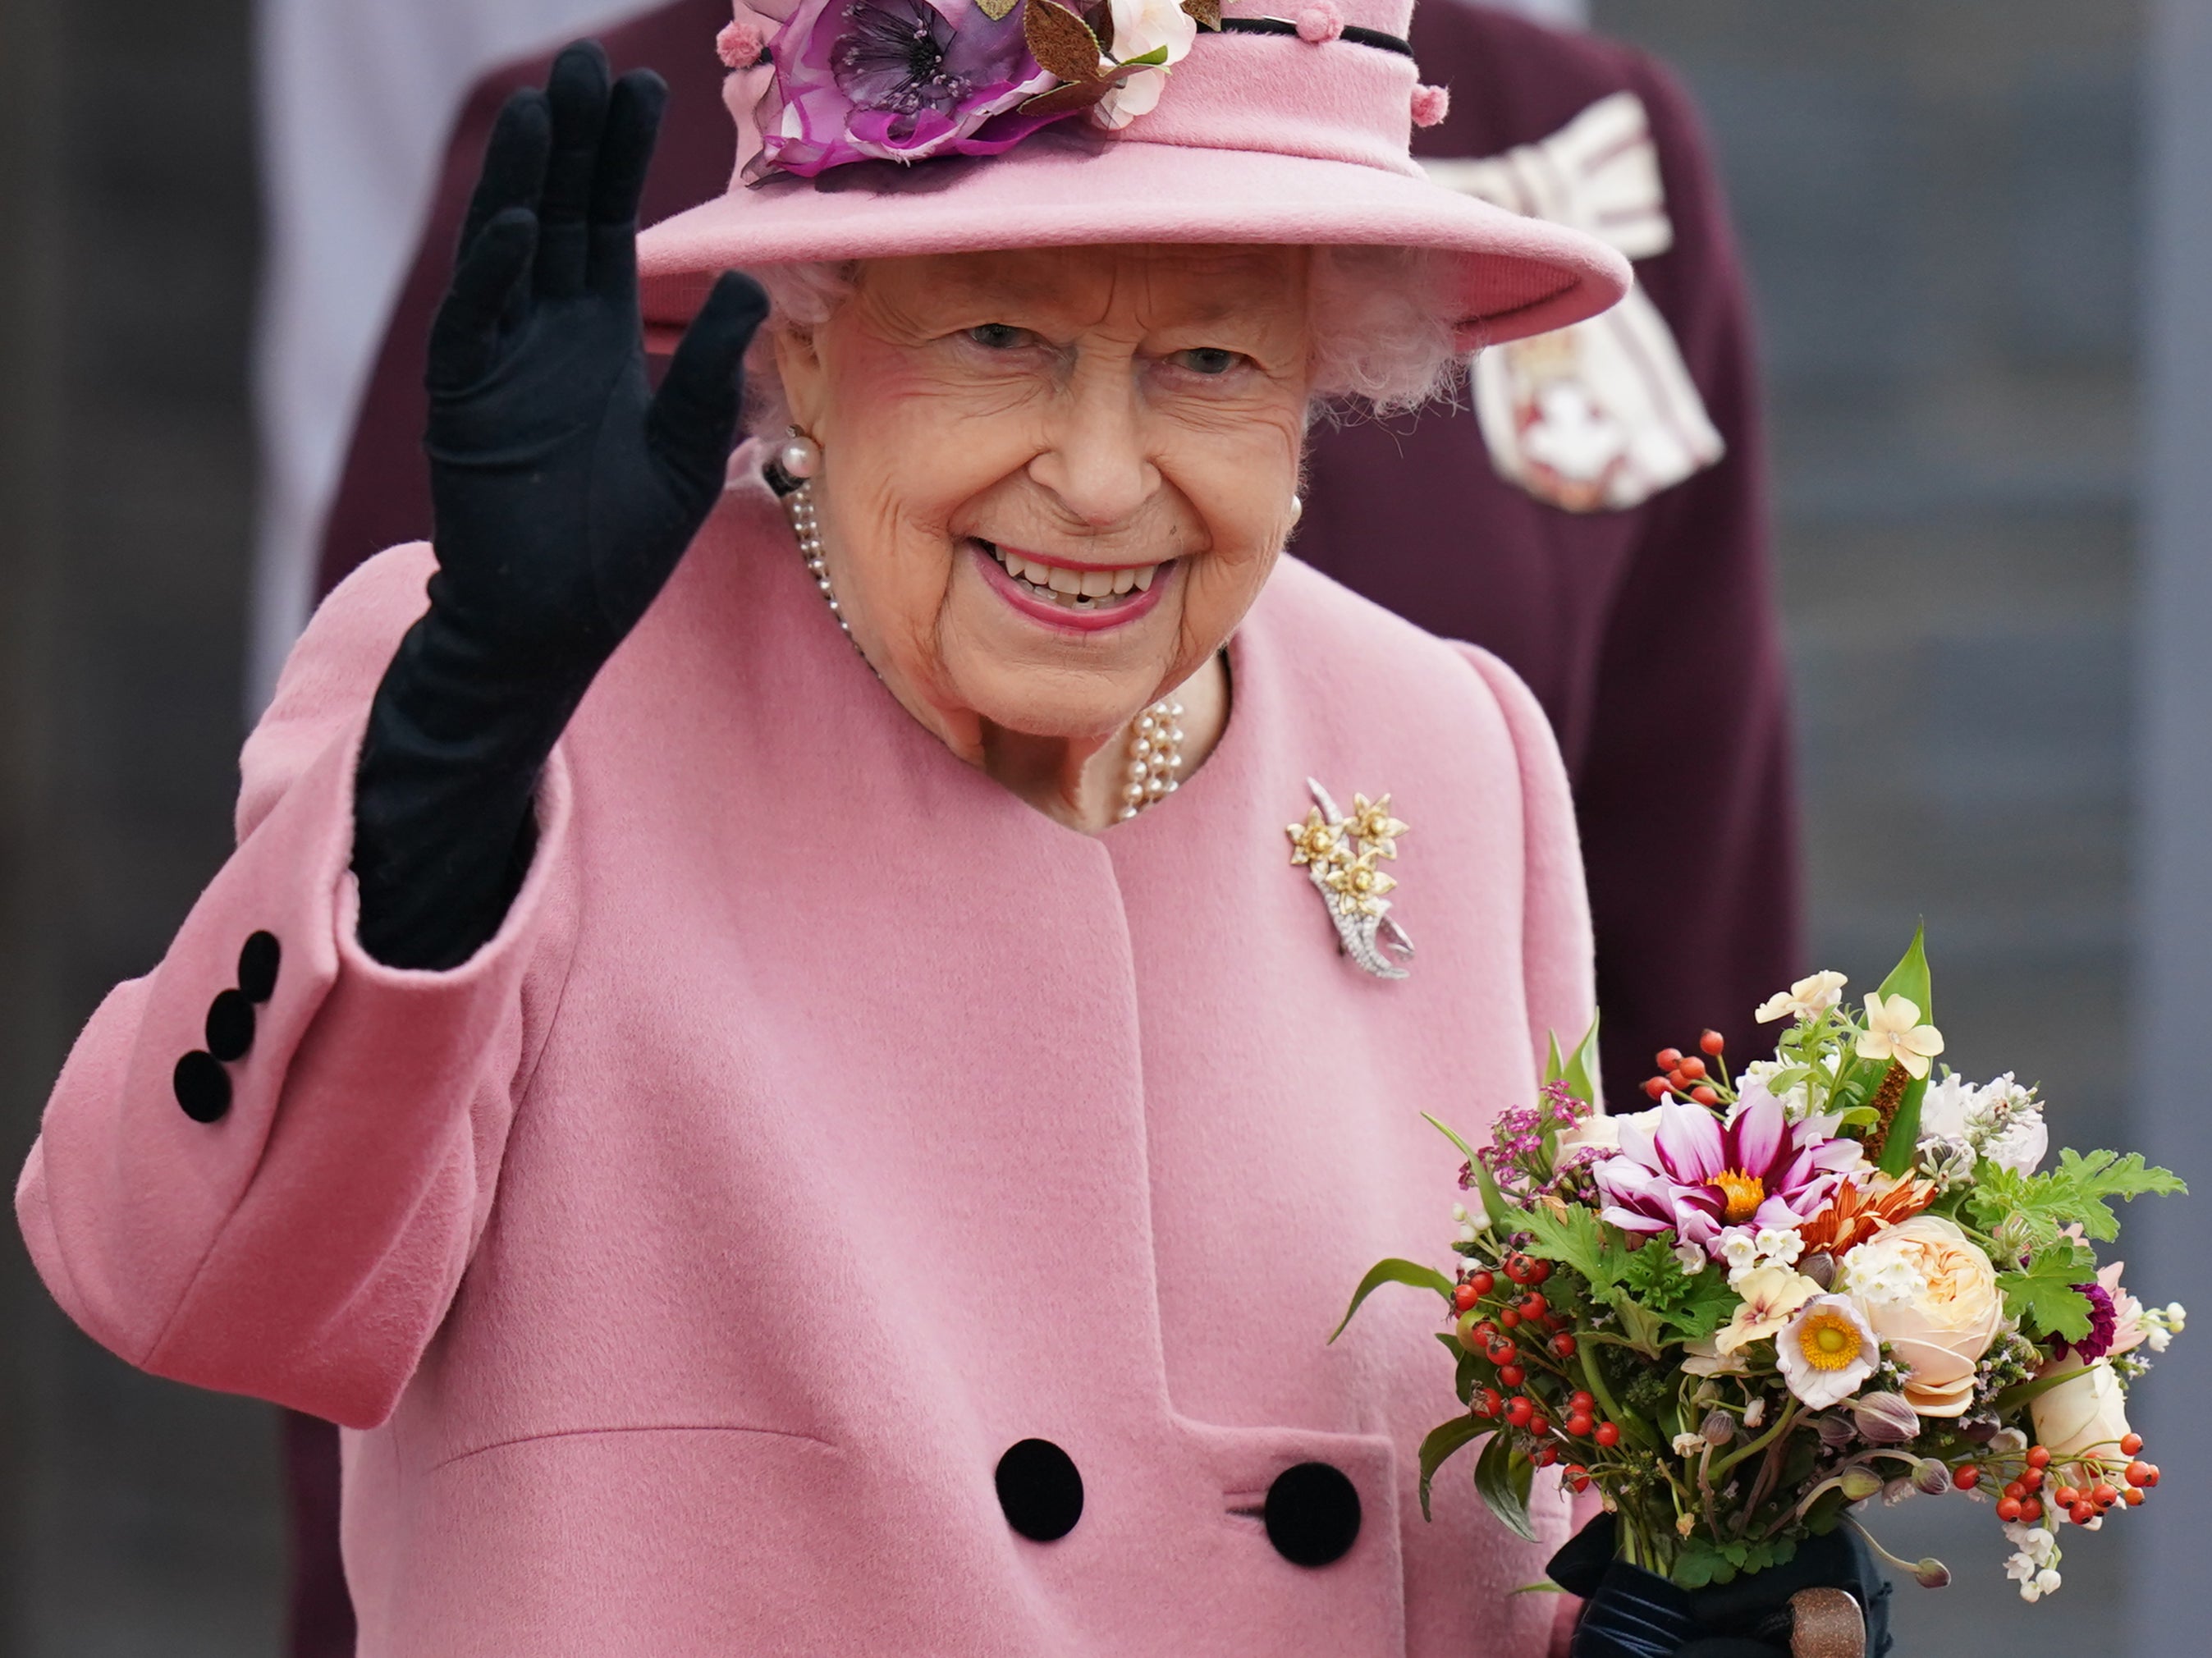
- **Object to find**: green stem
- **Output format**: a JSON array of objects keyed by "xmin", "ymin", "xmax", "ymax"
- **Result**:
[
  {"xmin": 1576, "ymin": 1340, "xmax": 1654, "ymax": 1450},
  {"xmin": 1706, "ymin": 1399, "xmax": 1798, "ymax": 1484}
]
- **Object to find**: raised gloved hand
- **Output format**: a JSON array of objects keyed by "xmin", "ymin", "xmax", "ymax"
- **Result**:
[
  {"xmin": 351, "ymin": 40, "xmax": 768, "ymax": 969},
  {"xmin": 1547, "ymin": 1514, "xmax": 1894, "ymax": 1658}
]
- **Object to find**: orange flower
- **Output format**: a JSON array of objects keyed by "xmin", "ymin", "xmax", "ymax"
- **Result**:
[{"xmin": 1795, "ymin": 1175, "xmax": 1936, "ymax": 1258}]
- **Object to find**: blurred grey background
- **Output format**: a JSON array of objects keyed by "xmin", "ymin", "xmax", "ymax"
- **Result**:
[{"xmin": 0, "ymin": 0, "xmax": 2205, "ymax": 1653}]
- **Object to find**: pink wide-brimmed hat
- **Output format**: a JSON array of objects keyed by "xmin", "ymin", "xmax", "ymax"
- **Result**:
[{"xmin": 638, "ymin": 0, "xmax": 1630, "ymax": 346}]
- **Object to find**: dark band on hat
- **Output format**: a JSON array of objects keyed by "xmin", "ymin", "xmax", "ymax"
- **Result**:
[{"xmin": 1217, "ymin": 16, "xmax": 1415, "ymax": 57}]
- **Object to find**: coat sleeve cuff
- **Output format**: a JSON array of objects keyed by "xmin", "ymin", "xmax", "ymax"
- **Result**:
[{"xmin": 20, "ymin": 710, "xmax": 575, "ymax": 1422}]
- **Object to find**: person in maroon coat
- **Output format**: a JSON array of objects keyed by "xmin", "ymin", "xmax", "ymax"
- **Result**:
[{"xmin": 286, "ymin": 4, "xmax": 1799, "ymax": 1652}]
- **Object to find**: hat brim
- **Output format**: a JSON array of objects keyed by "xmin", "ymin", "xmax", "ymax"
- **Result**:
[{"xmin": 638, "ymin": 131, "xmax": 1630, "ymax": 351}]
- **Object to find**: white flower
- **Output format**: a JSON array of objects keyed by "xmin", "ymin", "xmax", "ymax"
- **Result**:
[
  {"xmin": 1092, "ymin": 0, "xmax": 1196, "ymax": 127},
  {"xmin": 1917, "ymin": 1072, "xmax": 1976, "ymax": 1150},
  {"xmin": 2032, "ymin": 1362, "xmax": 2133, "ymax": 1461},
  {"xmin": 1720, "ymin": 1232, "xmax": 1761, "ymax": 1278},
  {"xmin": 2004, "ymin": 1551, "xmax": 2036, "ymax": 1583},
  {"xmin": 1856, "ymin": 994, "xmax": 1945, "ymax": 1080},
  {"xmin": 1743, "ymin": 1396, "xmax": 1766, "ymax": 1428},
  {"xmin": 1775, "ymin": 1294, "xmax": 1881, "ymax": 1409},
  {"xmin": 2004, "ymin": 1522, "xmax": 2056, "ymax": 1562},
  {"xmin": 1451, "ymin": 1203, "xmax": 1469, "ymax": 1224},
  {"xmin": 1741, "ymin": 1063, "xmax": 1814, "ymax": 1123},
  {"xmin": 1672, "ymin": 1431, "xmax": 1709, "ymax": 1457},
  {"xmin": 1715, "ymin": 1266, "xmax": 1823, "ymax": 1355},
  {"xmin": 2036, "ymin": 1568, "xmax": 2062, "ymax": 1595},
  {"xmin": 1757, "ymin": 971, "xmax": 1848, "ymax": 1024},
  {"xmin": 1673, "ymin": 1239, "xmax": 1710, "ymax": 1274},
  {"xmin": 1841, "ymin": 1245, "xmax": 1927, "ymax": 1308},
  {"xmin": 1755, "ymin": 1226, "xmax": 1804, "ymax": 1268}
]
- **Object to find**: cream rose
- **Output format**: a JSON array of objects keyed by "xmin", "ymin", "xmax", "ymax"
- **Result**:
[
  {"xmin": 1838, "ymin": 1214, "xmax": 2004, "ymax": 1417},
  {"xmin": 2031, "ymin": 1360, "xmax": 2133, "ymax": 1462}
]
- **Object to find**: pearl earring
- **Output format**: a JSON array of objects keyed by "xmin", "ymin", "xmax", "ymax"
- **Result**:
[
  {"xmin": 777, "ymin": 428, "xmax": 822, "ymax": 482},
  {"xmin": 1289, "ymin": 493, "xmax": 1303, "ymax": 520}
]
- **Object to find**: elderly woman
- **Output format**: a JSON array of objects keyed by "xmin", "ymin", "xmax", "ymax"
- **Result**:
[{"xmin": 16, "ymin": 7, "xmax": 1748, "ymax": 1654}]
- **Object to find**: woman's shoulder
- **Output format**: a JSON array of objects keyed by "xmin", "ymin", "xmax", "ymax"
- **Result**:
[{"xmin": 1256, "ymin": 553, "xmax": 1548, "ymax": 739}]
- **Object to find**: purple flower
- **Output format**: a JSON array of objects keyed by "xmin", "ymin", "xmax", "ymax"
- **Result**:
[
  {"xmin": 747, "ymin": 0, "xmax": 1066, "ymax": 180},
  {"xmin": 1591, "ymin": 1096, "xmax": 1862, "ymax": 1258},
  {"xmin": 2050, "ymin": 1280, "xmax": 2118, "ymax": 1363}
]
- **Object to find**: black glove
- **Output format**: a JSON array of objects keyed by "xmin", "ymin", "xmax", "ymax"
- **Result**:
[
  {"xmin": 1547, "ymin": 1514, "xmax": 1894, "ymax": 1658},
  {"xmin": 350, "ymin": 40, "xmax": 768, "ymax": 969}
]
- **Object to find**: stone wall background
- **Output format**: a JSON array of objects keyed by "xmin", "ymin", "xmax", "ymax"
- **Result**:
[
  {"xmin": 0, "ymin": 0, "xmax": 2158, "ymax": 1651},
  {"xmin": 1593, "ymin": 0, "xmax": 2146, "ymax": 1647}
]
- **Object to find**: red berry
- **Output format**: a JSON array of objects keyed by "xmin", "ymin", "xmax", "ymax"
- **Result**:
[
  {"xmin": 2092, "ymin": 1483, "xmax": 2119, "ymax": 1508},
  {"xmin": 1473, "ymin": 1389, "xmax": 1502, "ymax": 1418},
  {"xmin": 1519, "ymin": 1293, "xmax": 1548, "ymax": 1319},
  {"xmin": 1691, "ymin": 1087, "xmax": 1720, "ymax": 1107},
  {"xmin": 1500, "ymin": 1309, "xmax": 1522, "ymax": 1330},
  {"xmin": 2144, "ymin": 1464, "xmax": 2163, "ymax": 1487},
  {"xmin": 1502, "ymin": 1255, "xmax": 1530, "ymax": 1285},
  {"xmin": 1953, "ymin": 1465, "xmax": 1981, "ymax": 1491},
  {"xmin": 2121, "ymin": 1433, "xmax": 2144, "ymax": 1456},
  {"xmin": 1527, "ymin": 1259, "xmax": 1552, "ymax": 1284},
  {"xmin": 1642, "ymin": 1077, "xmax": 1671, "ymax": 1100},
  {"xmin": 1566, "ymin": 1465, "xmax": 1591, "ymax": 1492},
  {"xmin": 2054, "ymin": 1485, "xmax": 2080, "ymax": 1509},
  {"xmin": 1504, "ymin": 1397, "xmax": 1534, "ymax": 1427},
  {"xmin": 1699, "ymin": 1029, "xmax": 1726, "ymax": 1056},
  {"xmin": 1486, "ymin": 1340, "xmax": 1517, "ymax": 1365},
  {"xmin": 1996, "ymin": 1498, "xmax": 2023, "ymax": 1522},
  {"xmin": 2126, "ymin": 1461, "xmax": 2153, "ymax": 1488},
  {"xmin": 1593, "ymin": 1422, "xmax": 1620, "ymax": 1448},
  {"xmin": 1570, "ymin": 1390, "xmax": 1595, "ymax": 1413},
  {"xmin": 2019, "ymin": 1468, "xmax": 2044, "ymax": 1492},
  {"xmin": 1468, "ymin": 1271, "xmax": 1495, "ymax": 1298},
  {"xmin": 2018, "ymin": 1498, "xmax": 2044, "ymax": 1523},
  {"xmin": 1532, "ymin": 1442, "xmax": 1559, "ymax": 1468},
  {"xmin": 1677, "ymin": 1056, "xmax": 1707, "ymax": 1082},
  {"xmin": 2026, "ymin": 1445, "xmax": 2051, "ymax": 1468},
  {"xmin": 1453, "ymin": 1281, "xmax": 1479, "ymax": 1312},
  {"xmin": 1499, "ymin": 1364, "xmax": 1527, "ymax": 1389},
  {"xmin": 1468, "ymin": 1320, "xmax": 1499, "ymax": 1345},
  {"xmin": 1667, "ymin": 1069, "xmax": 1690, "ymax": 1091},
  {"xmin": 1566, "ymin": 1413, "xmax": 1594, "ymax": 1438},
  {"xmin": 1656, "ymin": 1047, "xmax": 1684, "ymax": 1071},
  {"xmin": 2123, "ymin": 1487, "xmax": 2146, "ymax": 1507},
  {"xmin": 2070, "ymin": 1501, "xmax": 2095, "ymax": 1524},
  {"xmin": 1550, "ymin": 1332, "xmax": 1578, "ymax": 1358},
  {"xmin": 2001, "ymin": 1482, "xmax": 2026, "ymax": 1503},
  {"xmin": 1527, "ymin": 1413, "xmax": 1552, "ymax": 1437}
]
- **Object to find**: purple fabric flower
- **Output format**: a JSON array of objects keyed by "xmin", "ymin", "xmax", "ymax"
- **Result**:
[
  {"xmin": 2050, "ymin": 1280, "xmax": 2118, "ymax": 1363},
  {"xmin": 1591, "ymin": 1096, "xmax": 1862, "ymax": 1258},
  {"xmin": 747, "ymin": 0, "xmax": 1068, "ymax": 180}
]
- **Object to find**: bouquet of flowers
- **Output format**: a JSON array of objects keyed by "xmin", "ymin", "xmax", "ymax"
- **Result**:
[{"xmin": 1338, "ymin": 930, "xmax": 2186, "ymax": 1605}]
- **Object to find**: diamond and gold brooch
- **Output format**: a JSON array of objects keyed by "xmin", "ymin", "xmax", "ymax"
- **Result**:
[{"xmin": 1287, "ymin": 781, "xmax": 1413, "ymax": 980}]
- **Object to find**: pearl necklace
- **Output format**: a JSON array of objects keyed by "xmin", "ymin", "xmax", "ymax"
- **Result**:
[{"xmin": 775, "ymin": 451, "xmax": 1184, "ymax": 822}]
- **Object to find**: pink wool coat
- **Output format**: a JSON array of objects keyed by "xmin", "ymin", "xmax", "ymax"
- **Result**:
[{"xmin": 19, "ymin": 456, "xmax": 1596, "ymax": 1656}]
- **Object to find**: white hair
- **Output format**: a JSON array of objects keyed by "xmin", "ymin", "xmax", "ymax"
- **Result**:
[{"xmin": 740, "ymin": 244, "xmax": 1464, "ymax": 437}]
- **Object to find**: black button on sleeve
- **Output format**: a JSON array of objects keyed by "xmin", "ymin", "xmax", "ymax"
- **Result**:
[
  {"xmin": 995, "ymin": 1438, "xmax": 1083, "ymax": 1542},
  {"xmin": 1265, "ymin": 1462, "xmax": 1361, "ymax": 1568},
  {"xmin": 172, "ymin": 1051, "xmax": 232, "ymax": 1124},
  {"xmin": 204, "ymin": 990, "xmax": 256, "ymax": 1062},
  {"xmin": 238, "ymin": 931, "xmax": 282, "ymax": 1003}
]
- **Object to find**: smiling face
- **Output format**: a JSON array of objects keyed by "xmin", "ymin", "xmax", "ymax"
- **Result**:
[{"xmin": 772, "ymin": 243, "xmax": 1312, "ymax": 759}]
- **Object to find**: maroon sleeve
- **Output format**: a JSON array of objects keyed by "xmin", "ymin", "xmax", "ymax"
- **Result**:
[
  {"xmin": 314, "ymin": 0, "xmax": 736, "ymax": 598},
  {"xmin": 1571, "ymin": 50, "xmax": 1802, "ymax": 1096}
]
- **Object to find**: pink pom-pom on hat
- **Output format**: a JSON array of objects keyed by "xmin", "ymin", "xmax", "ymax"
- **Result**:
[
  {"xmin": 1296, "ymin": 2, "xmax": 1345, "ymax": 44},
  {"xmin": 717, "ymin": 17, "xmax": 766, "ymax": 69},
  {"xmin": 1410, "ymin": 83, "xmax": 1450, "ymax": 127}
]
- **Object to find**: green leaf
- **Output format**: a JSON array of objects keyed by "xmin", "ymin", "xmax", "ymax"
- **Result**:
[
  {"xmin": 1473, "ymin": 1428, "xmax": 1538, "ymax": 1542},
  {"xmin": 1511, "ymin": 1582, "xmax": 1569, "ymax": 1595},
  {"xmin": 1330, "ymin": 1257, "xmax": 1455, "ymax": 1344},
  {"xmin": 1996, "ymin": 1241, "xmax": 2098, "ymax": 1341},
  {"xmin": 1418, "ymin": 1414, "xmax": 1489, "ymax": 1520},
  {"xmin": 1965, "ymin": 1149, "xmax": 2188, "ymax": 1248},
  {"xmin": 1423, "ymin": 1112, "xmax": 1481, "ymax": 1166},
  {"xmin": 1544, "ymin": 1033, "xmax": 1568, "ymax": 1088},
  {"xmin": 1113, "ymin": 41, "xmax": 1170, "ymax": 65},
  {"xmin": 1518, "ymin": 1203, "xmax": 1627, "ymax": 1294},
  {"xmin": 1872, "ymin": 927, "xmax": 1932, "ymax": 1175},
  {"xmin": 1563, "ymin": 1013, "xmax": 1602, "ymax": 1110}
]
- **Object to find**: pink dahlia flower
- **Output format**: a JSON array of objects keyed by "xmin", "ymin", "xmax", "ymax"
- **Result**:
[
  {"xmin": 1591, "ymin": 1096, "xmax": 1862, "ymax": 1258},
  {"xmin": 747, "ymin": 0, "xmax": 1066, "ymax": 181}
]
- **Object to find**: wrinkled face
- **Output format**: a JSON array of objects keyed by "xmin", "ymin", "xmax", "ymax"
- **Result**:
[{"xmin": 774, "ymin": 244, "xmax": 1312, "ymax": 754}]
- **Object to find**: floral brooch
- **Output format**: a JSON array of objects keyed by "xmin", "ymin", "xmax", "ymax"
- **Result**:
[{"xmin": 1287, "ymin": 781, "xmax": 1413, "ymax": 980}]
